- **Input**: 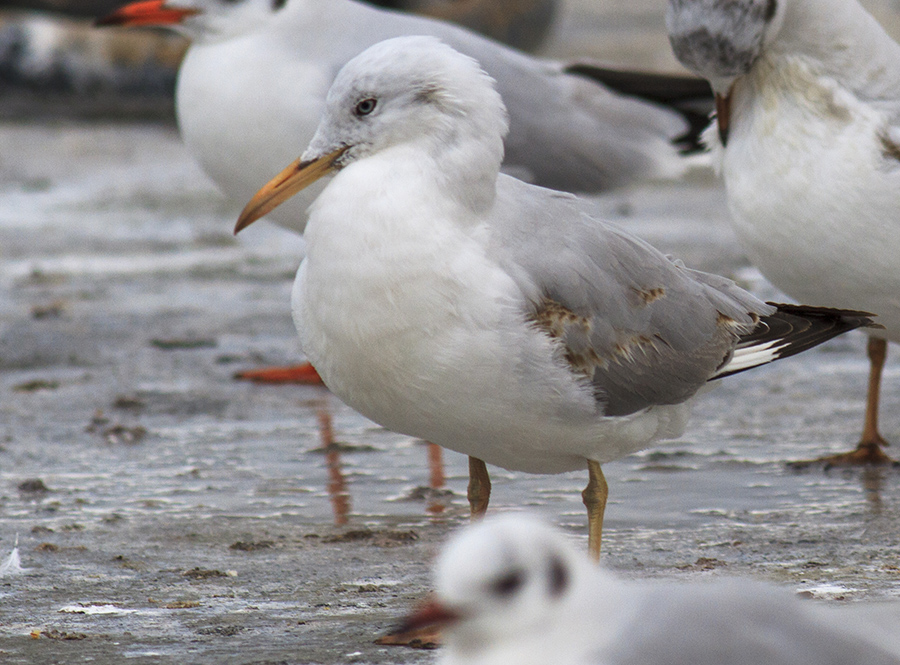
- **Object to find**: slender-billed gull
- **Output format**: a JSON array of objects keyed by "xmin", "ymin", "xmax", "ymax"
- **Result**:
[
  {"xmin": 97, "ymin": 0, "xmax": 702, "ymax": 235},
  {"xmin": 233, "ymin": 36, "xmax": 878, "ymax": 556},
  {"xmin": 666, "ymin": 0, "xmax": 900, "ymax": 464},
  {"xmin": 398, "ymin": 514, "xmax": 900, "ymax": 665}
]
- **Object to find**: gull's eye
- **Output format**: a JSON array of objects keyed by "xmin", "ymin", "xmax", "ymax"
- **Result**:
[
  {"xmin": 490, "ymin": 570, "xmax": 524, "ymax": 598},
  {"xmin": 354, "ymin": 98, "xmax": 378, "ymax": 117}
]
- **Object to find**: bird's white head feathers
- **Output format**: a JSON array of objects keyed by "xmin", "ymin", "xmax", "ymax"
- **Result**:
[
  {"xmin": 432, "ymin": 514, "xmax": 608, "ymax": 658},
  {"xmin": 302, "ymin": 36, "xmax": 509, "ymax": 197}
]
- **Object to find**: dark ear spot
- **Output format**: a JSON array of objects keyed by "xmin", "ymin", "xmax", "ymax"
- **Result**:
[
  {"xmin": 414, "ymin": 84, "xmax": 446, "ymax": 106},
  {"xmin": 491, "ymin": 570, "xmax": 525, "ymax": 598},
  {"xmin": 548, "ymin": 555, "xmax": 569, "ymax": 598},
  {"xmin": 272, "ymin": 0, "xmax": 288, "ymax": 9},
  {"xmin": 764, "ymin": 0, "xmax": 777, "ymax": 21}
]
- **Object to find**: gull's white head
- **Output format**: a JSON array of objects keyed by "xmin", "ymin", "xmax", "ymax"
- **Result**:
[
  {"xmin": 96, "ymin": 0, "xmax": 281, "ymax": 42},
  {"xmin": 397, "ymin": 514, "xmax": 599, "ymax": 661},
  {"xmin": 305, "ymin": 35, "xmax": 508, "ymax": 177},
  {"xmin": 235, "ymin": 36, "xmax": 509, "ymax": 232},
  {"xmin": 666, "ymin": 0, "xmax": 786, "ymax": 93}
]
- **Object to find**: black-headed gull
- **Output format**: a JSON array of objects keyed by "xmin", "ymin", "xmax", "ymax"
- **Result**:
[
  {"xmin": 667, "ymin": 0, "xmax": 900, "ymax": 465},
  {"xmin": 233, "ymin": 36, "xmax": 878, "ymax": 556},
  {"xmin": 97, "ymin": 0, "xmax": 702, "ymax": 235},
  {"xmin": 399, "ymin": 514, "xmax": 900, "ymax": 665}
]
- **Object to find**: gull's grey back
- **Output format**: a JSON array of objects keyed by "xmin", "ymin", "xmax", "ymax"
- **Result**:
[
  {"xmin": 486, "ymin": 176, "xmax": 770, "ymax": 416},
  {"xmin": 602, "ymin": 579, "xmax": 900, "ymax": 665}
]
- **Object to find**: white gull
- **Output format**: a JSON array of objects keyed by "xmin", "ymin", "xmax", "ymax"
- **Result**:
[
  {"xmin": 667, "ymin": 0, "xmax": 900, "ymax": 464},
  {"xmin": 398, "ymin": 514, "xmax": 900, "ymax": 665},
  {"xmin": 234, "ymin": 36, "xmax": 878, "ymax": 557}
]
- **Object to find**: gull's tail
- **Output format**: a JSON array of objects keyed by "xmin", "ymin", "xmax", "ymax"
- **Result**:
[
  {"xmin": 563, "ymin": 62, "xmax": 713, "ymax": 154},
  {"xmin": 712, "ymin": 303, "xmax": 882, "ymax": 380}
]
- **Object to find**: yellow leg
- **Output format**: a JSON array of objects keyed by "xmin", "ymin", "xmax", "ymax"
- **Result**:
[
  {"xmin": 860, "ymin": 337, "xmax": 889, "ymax": 449},
  {"xmin": 582, "ymin": 460, "xmax": 608, "ymax": 561},
  {"xmin": 467, "ymin": 456, "xmax": 491, "ymax": 518}
]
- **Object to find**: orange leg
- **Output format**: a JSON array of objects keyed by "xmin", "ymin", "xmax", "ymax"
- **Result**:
[
  {"xmin": 817, "ymin": 338, "xmax": 894, "ymax": 466},
  {"xmin": 426, "ymin": 443, "xmax": 446, "ymax": 515},
  {"xmin": 428, "ymin": 443, "xmax": 445, "ymax": 490},
  {"xmin": 317, "ymin": 402, "xmax": 350, "ymax": 525},
  {"xmin": 234, "ymin": 362, "xmax": 324, "ymax": 385}
]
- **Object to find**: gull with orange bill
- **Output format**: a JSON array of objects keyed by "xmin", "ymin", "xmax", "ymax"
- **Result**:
[
  {"xmin": 97, "ymin": 0, "xmax": 709, "ymax": 237},
  {"xmin": 234, "ymin": 36, "xmax": 878, "ymax": 557}
]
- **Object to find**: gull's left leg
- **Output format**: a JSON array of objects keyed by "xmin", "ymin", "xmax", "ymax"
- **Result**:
[
  {"xmin": 582, "ymin": 459, "xmax": 608, "ymax": 561},
  {"xmin": 467, "ymin": 456, "xmax": 491, "ymax": 518}
]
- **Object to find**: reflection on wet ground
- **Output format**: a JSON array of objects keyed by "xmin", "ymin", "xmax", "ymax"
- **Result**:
[{"xmin": 1, "ymin": 123, "xmax": 899, "ymax": 663}]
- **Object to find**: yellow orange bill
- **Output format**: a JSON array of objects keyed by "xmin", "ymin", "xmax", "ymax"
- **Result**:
[
  {"xmin": 234, "ymin": 147, "xmax": 347, "ymax": 234},
  {"xmin": 715, "ymin": 91, "xmax": 732, "ymax": 146}
]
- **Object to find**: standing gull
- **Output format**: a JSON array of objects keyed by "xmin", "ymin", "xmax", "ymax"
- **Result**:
[
  {"xmin": 398, "ymin": 514, "xmax": 900, "ymax": 665},
  {"xmin": 234, "ymin": 36, "xmax": 877, "ymax": 556},
  {"xmin": 666, "ymin": 0, "xmax": 900, "ymax": 464}
]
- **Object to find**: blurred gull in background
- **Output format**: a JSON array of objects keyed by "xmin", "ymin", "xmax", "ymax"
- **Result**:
[{"xmin": 96, "ymin": 0, "xmax": 707, "ymax": 236}]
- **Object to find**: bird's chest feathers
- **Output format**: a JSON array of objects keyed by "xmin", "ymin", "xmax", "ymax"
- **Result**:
[
  {"xmin": 720, "ymin": 53, "xmax": 900, "ymax": 307},
  {"xmin": 727, "ymin": 55, "xmax": 890, "ymax": 178},
  {"xmin": 295, "ymin": 166, "xmax": 508, "ymax": 380}
]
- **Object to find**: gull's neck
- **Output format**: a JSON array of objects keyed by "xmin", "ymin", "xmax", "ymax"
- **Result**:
[
  {"xmin": 772, "ymin": 0, "xmax": 900, "ymax": 99},
  {"xmin": 425, "ymin": 136, "xmax": 501, "ymax": 218},
  {"xmin": 309, "ymin": 136, "xmax": 499, "ymax": 244}
]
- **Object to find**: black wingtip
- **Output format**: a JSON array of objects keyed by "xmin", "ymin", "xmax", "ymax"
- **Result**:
[
  {"xmin": 563, "ymin": 62, "xmax": 714, "ymax": 153},
  {"xmin": 716, "ymin": 303, "xmax": 881, "ymax": 380},
  {"xmin": 767, "ymin": 302, "xmax": 882, "ymax": 332}
]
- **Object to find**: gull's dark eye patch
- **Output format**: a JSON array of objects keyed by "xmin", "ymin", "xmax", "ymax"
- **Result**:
[
  {"xmin": 490, "ymin": 570, "xmax": 525, "ymax": 598},
  {"xmin": 354, "ymin": 98, "xmax": 378, "ymax": 117},
  {"xmin": 764, "ymin": 0, "xmax": 777, "ymax": 21},
  {"xmin": 548, "ymin": 555, "xmax": 568, "ymax": 598}
]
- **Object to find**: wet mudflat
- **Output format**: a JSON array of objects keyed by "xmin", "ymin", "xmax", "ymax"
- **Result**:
[{"xmin": 1, "ymin": 121, "xmax": 899, "ymax": 664}]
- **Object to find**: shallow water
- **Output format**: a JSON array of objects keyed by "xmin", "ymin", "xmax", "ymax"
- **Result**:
[{"xmin": 0, "ymin": 122, "xmax": 899, "ymax": 664}]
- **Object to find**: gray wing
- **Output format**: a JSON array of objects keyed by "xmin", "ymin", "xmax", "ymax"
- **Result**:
[
  {"xmin": 488, "ymin": 176, "xmax": 772, "ymax": 417},
  {"xmin": 601, "ymin": 581, "xmax": 900, "ymax": 665},
  {"xmin": 333, "ymin": 2, "xmax": 689, "ymax": 192}
]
